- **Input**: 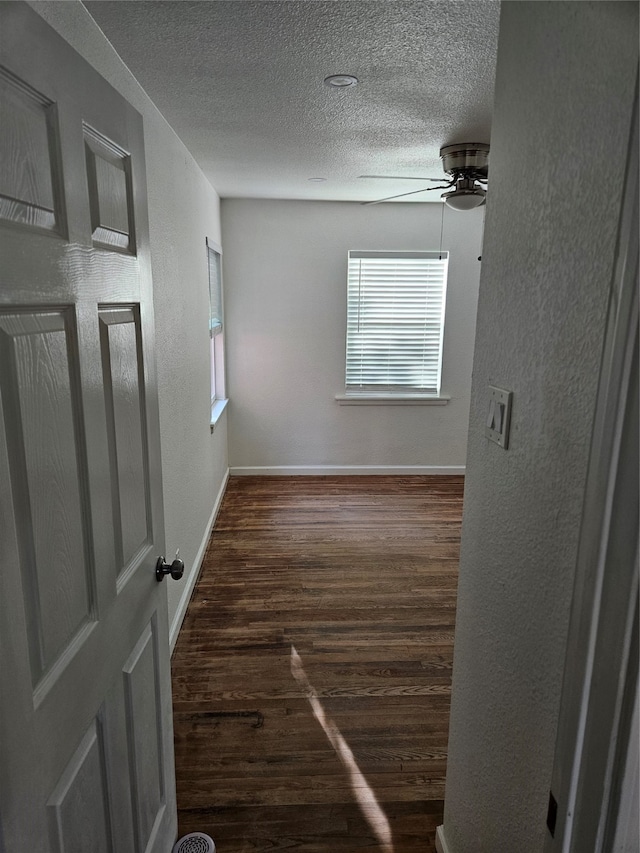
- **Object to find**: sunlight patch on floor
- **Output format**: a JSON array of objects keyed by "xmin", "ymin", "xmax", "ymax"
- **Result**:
[{"xmin": 290, "ymin": 644, "xmax": 394, "ymax": 853}]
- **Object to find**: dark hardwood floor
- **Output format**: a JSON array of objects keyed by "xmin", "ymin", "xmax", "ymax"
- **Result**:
[{"xmin": 172, "ymin": 475, "xmax": 464, "ymax": 852}]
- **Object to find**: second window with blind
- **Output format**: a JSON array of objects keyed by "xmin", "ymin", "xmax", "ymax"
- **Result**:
[
  {"xmin": 207, "ymin": 237, "xmax": 227, "ymax": 426},
  {"xmin": 344, "ymin": 250, "xmax": 449, "ymax": 398}
]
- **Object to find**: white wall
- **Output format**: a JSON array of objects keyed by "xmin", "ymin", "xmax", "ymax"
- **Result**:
[
  {"xmin": 29, "ymin": 1, "xmax": 229, "ymax": 640},
  {"xmin": 222, "ymin": 199, "xmax": 482, "ymax": 471},
  {"xmin": 441, "ymin": 3, "xmax": 638, "ymax": 852}
]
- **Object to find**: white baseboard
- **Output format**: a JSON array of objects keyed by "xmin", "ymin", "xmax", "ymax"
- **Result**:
[
  {"xmin": 229, "ymin": 465, "xmax": 466, "ymax": 476},
  {"xmin": 169, "ymin": 468, "xmax": 229, "ymax": 652},
  {"xmin": 435, "ymin": 825, "xmax": 452, "ymax": 853}
]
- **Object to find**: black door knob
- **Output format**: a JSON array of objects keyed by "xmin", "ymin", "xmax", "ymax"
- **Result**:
[{"xmin": 156, "ymin": 553, "xmax": 185, "ymax": 582}]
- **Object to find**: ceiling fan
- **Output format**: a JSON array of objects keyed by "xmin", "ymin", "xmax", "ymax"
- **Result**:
[{"xmin": 360, "ymin": 142, "xmax": 489, "ymax": 210}]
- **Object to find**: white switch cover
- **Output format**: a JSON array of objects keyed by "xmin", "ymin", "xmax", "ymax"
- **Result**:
[{"xmin": 486, "ymin": 386, "xmax": 512, "ymax": 448}]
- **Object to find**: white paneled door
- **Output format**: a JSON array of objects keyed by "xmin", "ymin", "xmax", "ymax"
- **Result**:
[{"xmin": 0, "ymin": 5, "xmax": 178, "ymax": 852}]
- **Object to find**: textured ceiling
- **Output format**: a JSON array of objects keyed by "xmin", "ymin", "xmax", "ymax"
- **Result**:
[{"xmin": 85, "ymin": 1, "xmax": 500, "ymax": 202}]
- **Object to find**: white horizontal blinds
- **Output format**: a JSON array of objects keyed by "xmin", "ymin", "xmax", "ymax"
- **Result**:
[
  {"xmin": 346, "ymin": 250, "xmax": 448, "ymax": 394},
  {"xmin": 207, "ymin": 243, "xmax": 223, "ymax": 336}
]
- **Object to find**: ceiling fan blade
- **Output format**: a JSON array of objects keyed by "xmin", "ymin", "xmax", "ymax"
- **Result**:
[
  {"xmin": 358, "ymin": 174, "xmax": 443, "ymax": 182},
  {"xmin": 361, "ymin": 183, "xmax": 453, "ymax": 206}
]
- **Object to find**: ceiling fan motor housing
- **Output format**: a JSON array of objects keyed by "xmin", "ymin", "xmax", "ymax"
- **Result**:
[{"xmin": 439, "ymin": 143, "xmax": 489, "ymax": 179}]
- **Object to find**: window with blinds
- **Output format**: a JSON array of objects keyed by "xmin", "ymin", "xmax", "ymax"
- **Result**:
[
  {"xmin": 207, "ymin": 240, "xmax": 223, "ymax": 337},
  {"xmin": 345, "ymin": 250, "xmax": 449, "ymax": 396},
  {"xmin": 206, "ymin": 238, "xmax": 226, "ymax": 408}
]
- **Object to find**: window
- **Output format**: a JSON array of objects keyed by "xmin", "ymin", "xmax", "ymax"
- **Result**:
[
  {"xmin": 343, "ymin": 250, "xmax": 449, "ymax": 399},
  {"xmin": 207, "ymin": 238, "xmax": 227, "ymax": 427}
]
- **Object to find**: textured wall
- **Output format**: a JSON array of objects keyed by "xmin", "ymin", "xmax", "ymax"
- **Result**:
[
  {"xmin": 221, "ymin": 199, "xmax": 483, "ymax": 469},
  {"xmin": 442, "ymin": 3, "xmax": 638, "ymax": 851},
  {"xmin": 29, "ymin": 1, "xmax": 228, "ymax": 635}
]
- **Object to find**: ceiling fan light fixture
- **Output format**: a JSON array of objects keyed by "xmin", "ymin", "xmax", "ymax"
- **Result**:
[
  {"xmin": 442, "ymin": 186, "xmax": 486, "ymax": 211},
  {"xmin": 360, "ymin": 143, "xmax": 490, "ymax": 207},
  {"xmin": 324, "ymin": 74, "xmax": 358, "ymax": 89},
  {"xmin": 440, "ymin": 143, "xmax": 489, "ymax": 178}
]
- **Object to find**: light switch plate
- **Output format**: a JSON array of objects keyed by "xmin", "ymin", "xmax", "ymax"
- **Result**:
[{"xmin": 485, "ymin": 386, "xmax": 512, "ymax": 448}]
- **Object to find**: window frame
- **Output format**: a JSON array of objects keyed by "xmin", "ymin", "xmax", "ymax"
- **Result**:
[
  {"xmin": 339, "ymin": 249, "xmax": 450, "ymax": 404},
  {"xmin": 206, "ymin": 237, "xmax": 228, "ymax": 429}
]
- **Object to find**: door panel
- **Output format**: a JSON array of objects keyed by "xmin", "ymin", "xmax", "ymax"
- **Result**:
[
  {"xmin": 0, "ymin": 5, "xmax": 177, "ymax": 851},
  {"xmin": 84, "ymin": 126, "xmax": 135, "ymax": 254},
  {"xmin": 124, "ymin": 619, "xmax": 167, "ymax": 853},
  {"xmin": 99, "ymin": 306, "xmax": 149, "ymax": 577},
  {"xmin": 0, "ymin": 309, "xmax": 95, "ymax": 685},
  {"xmin": 0, "ymin": 66, "xmax": 62, "ymax": 233},
  {"xmin": 47, "ymin": 719, "xmax": 114, "ymax": 853}
]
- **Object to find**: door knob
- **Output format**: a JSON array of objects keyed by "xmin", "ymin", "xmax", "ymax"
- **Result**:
[{"xmin": 156, "ymin": 550, "xmax": 184, "ymax": 582}]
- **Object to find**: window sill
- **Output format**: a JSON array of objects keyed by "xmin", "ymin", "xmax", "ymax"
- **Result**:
[
  {"xmin": 335, "ymin": 394, "xmax": 450, "ymax": 406},
  {"xmin": 210, "ymin": 398, "xmax": 229, "ymax": 432}
]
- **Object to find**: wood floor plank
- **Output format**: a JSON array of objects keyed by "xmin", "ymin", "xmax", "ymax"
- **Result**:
[{"xmin": 172, "ymin": 475, "xmax": 463, "ymax": 851}]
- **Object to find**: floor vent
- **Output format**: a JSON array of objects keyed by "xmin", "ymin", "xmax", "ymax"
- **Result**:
[{"xmin": 172, "ymin": 833, "xmax": 216, "ymax": 853}]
